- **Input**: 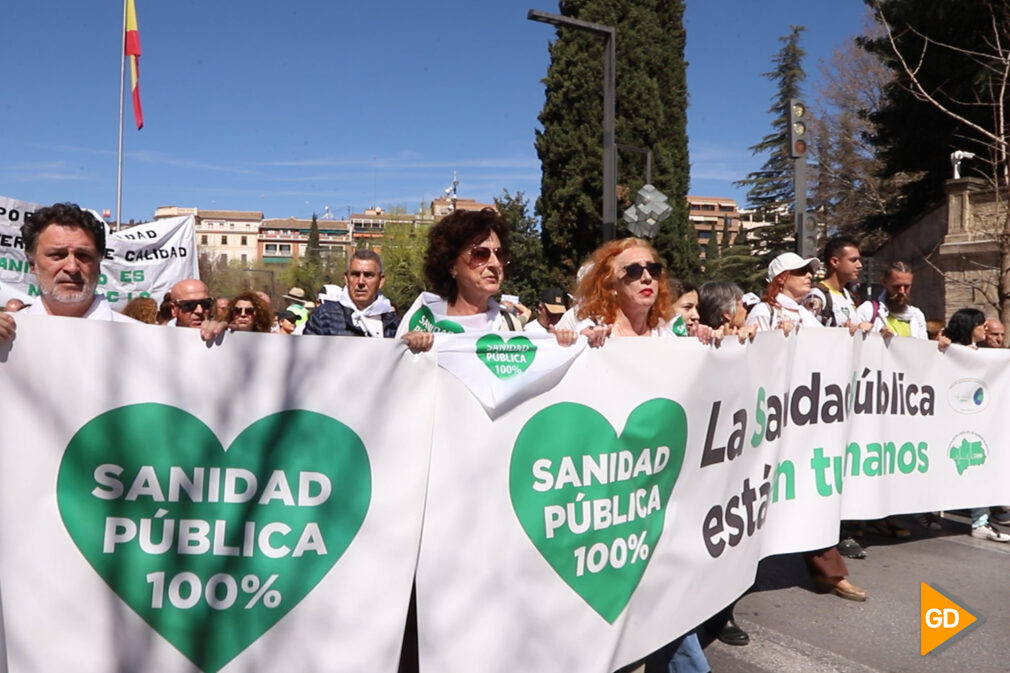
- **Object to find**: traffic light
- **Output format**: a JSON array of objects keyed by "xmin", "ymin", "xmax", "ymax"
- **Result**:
[
  {"xmin": 797, "ymin": 211, "xmax": 818, "ymax": 259},
  {"xmin": 789, "ymin": 99, "xmax": 807, "ymax": 159}
]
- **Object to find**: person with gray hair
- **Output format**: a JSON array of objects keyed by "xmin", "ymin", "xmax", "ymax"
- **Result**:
[
  {"xmin": 303, "ymin": 249, "xmax": 399, "ymax": 337},
  {"xmin": 855, "ymin": 261, "xmax": 927, "ymax": 339},
  {"xmin": 698, "ymin": 281, "xmax": 757, "ymax": 342}
]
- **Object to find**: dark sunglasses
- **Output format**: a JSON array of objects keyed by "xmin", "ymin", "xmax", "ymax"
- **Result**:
[
  {"xmin": 176, "ymin": 298, "xmax": 213, "ymax": 312},
  {"xmin": 465, "ymin": 245, "xmax": 510, "ymax": 268},
  {"xmin": 622, "ymin": 262, "xmax": 663, "ymax": 280},
  {"xmin": 232, "ymin": 306, "xmax": 256, "ymax": 316},
  {"xmin": 789, "ymin": 266, "xmax": 814, "ymax": 276}
]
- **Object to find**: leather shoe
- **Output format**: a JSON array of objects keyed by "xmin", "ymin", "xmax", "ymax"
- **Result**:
[
  {"xmin": 813, "ymin": 576, "xmax": 867, "ymax": 602},
  {"xmin": 716, "ymin": 618, "xmax": 750, "ymax": 646}
]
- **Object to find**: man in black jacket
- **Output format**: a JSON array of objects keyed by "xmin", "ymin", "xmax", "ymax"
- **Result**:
[{"xmin": 303, "ymin": 250, "xmax": 399, "ymax": 337}]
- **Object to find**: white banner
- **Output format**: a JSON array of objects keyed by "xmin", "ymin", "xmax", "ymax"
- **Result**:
[
  {"xmin": 416, "ymin": 329, "xmax": 1009, "ymax": 673},
  {"xmin": 0, "ymin": 196, "xmax": 197, "ymax": 308},
  {"xmin": 0, "ymin": 318, "xmax": 433, "ymax": 673},
  {"xmin": 1, "ymin": 323, "xmax": 1008, "ymax": 672}
]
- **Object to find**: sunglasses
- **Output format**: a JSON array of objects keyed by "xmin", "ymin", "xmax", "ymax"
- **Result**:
[
  {"xmin": 465, "ymin": 245, "xmax": 510, "ymax": 268},
  {"xmin": 622, "ymin": 262, "xmax": 663, "ymax": 280},
  {"xmin": 789, "ymin": 266, "xmax": 814, "ymax": 276},
  {"xmin": 232, "ymin": 306, "xmax": 256, "ymax": 316},
  {"xmin": 176, "ymin": 298, "xmax": 213, "ymax": 312}
]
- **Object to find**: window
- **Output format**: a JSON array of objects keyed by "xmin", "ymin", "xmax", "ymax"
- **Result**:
[
  {"xmin": 241, "ymin": 236, "xmax": 248, "ymax": 246},
  {"xmin": 718, "ymin": 205, "xmax": 734, "ymax": 212},
  {"xmin": 221, "ymin": 235, "xmax": 228, "ymax": 245},
  {"xmin": 700, "ymin": 204, "xmax": 716, "ymax": 211},
  {"xmin": 201, "ymin": 235, "xmax": 208, "ymax": 245},
  {"xmin": 265, "ymin": 244, "xmax": 277, "ymax": 254},
  {"xmin": 241, "ymin": 254, "xmax": 248, "ymax": 263}
]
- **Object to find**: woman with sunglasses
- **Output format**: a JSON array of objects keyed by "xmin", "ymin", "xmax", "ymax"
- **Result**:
[
  {"xmin": 227, "ymin": 291, "xmax": 273, "ymax": 333},
  {"xmin": 745, "ymin": 252, "xmax": 825, "ymax": 333},
  {"xmin": 556, "ymin": 237, "xmax": 674, "ymax": 347},
  {"xmin": 398, "ymin": 208, "xmax": 527, "ymax": 352}
]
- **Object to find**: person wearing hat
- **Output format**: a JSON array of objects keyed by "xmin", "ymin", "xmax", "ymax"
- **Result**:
[
  {"xmin": 524, "ymin": 286, "xmax": 569, "ymax": 335},
  {"xmin": 744, "ymin": 251, "xmax": 824, "ymax": 332},
  {"xmin": 283, "ymin": 286, "xmax": 317, "ymax": 311}
]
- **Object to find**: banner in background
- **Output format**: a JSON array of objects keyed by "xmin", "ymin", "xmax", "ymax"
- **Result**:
[
  {"xmin": 0, "ymin": 319, "xmax": 433, "ymax": 673},
  {"xmin": 0, "ymin": 195, "xmax": 197, "ymax": 308}
]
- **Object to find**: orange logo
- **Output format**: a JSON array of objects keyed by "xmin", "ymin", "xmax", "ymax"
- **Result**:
[{"xmin": 921, "ymin": 583, "xmax": 981, "ymax": 655}]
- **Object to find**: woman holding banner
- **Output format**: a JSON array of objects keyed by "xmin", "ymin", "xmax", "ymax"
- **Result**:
[
  {"xmin": 556, "ymin": 237, "xmax": 675, "ymax": 346},
  {"xmin": 398, "ymin": 208, "xmax": 575, "ymax": 352},
  {"xmin": 747, "ymin": 252, "xmax": 868, "ymax": 602}
]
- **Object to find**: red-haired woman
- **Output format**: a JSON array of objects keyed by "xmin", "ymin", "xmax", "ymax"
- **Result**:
[{"xmin": 556, "ymin": 237, "xmax": 674, "ymax": 346}]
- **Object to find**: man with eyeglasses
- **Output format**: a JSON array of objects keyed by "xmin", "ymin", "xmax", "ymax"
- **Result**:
[
  {"xmin": 0, "ymin": 203, "xmax": 139, "ymax": 342},
  {"xmin": 304, "ymin": 250, "xmax": 399, "ymax": 337},
  {"xmin": 170, "ymin": 279, "xmax": 215, "ymax": 328}
]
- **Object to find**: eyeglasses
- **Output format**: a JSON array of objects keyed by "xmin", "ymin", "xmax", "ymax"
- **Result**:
[
  {"xmin": 465, "ymin": 245, "xmax": 510, "ymax": 268},
  {"xmin": 789, "ymin": 266, "xmax": 814, "ymax": 276},
  {"xmin": 176, "ymin": 298, "xmax": 213, "ymax": 312},
  {"xmin": 622, "ymin": 262, "xmax": 663, "ymax": 280},
  {"xmin": 232, "ymin": 306, "xmax": 256, "ymax": 316}
]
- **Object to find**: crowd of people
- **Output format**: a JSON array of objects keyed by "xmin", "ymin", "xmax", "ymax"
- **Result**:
[{"xmin": 2, "ymin": 203, "xmax": 1006, "ymax": 673}]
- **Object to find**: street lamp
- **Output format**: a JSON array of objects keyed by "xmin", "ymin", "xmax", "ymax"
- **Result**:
[{"xmin": 528, "ymin": 8, "xmax": 617, "ymax": 241}]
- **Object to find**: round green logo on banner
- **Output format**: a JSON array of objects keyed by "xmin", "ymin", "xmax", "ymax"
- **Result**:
[
  {"xmin": 57, "ymin": 404, "xmax": 371, "ymax": 673},
  {"xmin": 509, "ymin": 399, "xmax": 687, "ymax": 623}
]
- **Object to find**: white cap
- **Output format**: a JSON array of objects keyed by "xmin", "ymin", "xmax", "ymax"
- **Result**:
[{"xmin": 767, "ymin": 252, "xmax": 821, "ymax": 282}]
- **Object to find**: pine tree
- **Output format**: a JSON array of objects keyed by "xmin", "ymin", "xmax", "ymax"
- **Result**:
[
  {"xmin": 735, "ymin": 26, "xmax": 807, "ymax": 263},
  {"xmin": 535, "ymin": 0, "xmax": 696, "ymax": 286}
]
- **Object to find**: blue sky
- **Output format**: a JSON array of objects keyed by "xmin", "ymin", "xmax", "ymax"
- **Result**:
[{"xmin": 3, "ymin": 1, "xmax": 868, "ymax": 223}]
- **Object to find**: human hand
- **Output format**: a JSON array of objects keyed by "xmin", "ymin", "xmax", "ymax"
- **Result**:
[
  {"xmin": 580, "ymin": 324, "xmax": 610, "ymax": 348},
  {"xmin": 199, "ymin": 319, "xmax": 230, "ymax": 344},
  {"xmin": 0, "ymin": 312, "xmax": 15, "ymax": 344},
  {"xmin": 778, "ymin": 319, "xmax": 796, "ymax": 336},
  {"xmin": 402, "ymin": 331, "xmax": 434, "ymax": 353},
  {"xmin": 550, "ymin": 327, "xmax": 578, "ymax": 347}
]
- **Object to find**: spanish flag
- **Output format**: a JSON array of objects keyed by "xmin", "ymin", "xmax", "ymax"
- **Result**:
[{"xmin": 125, "ymin": 0, "xmax": 143, "ymax": 129}]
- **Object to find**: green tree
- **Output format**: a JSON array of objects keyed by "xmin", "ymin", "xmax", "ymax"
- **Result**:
[
  {"xmin": 306, "ymin": 213, "xmax": 321, "ymax": 265},
  {"xmin": 380, "ymin": 220, "xmax": 429, "ymax": 313},
  {"xmin": 860, "ymin": 0, "xmax": 1010, "ymax": 233},
  {"xmin": 735, "ymin": 26, "xmax": 807, "ymax": 263},
  {"xmin": 495, "ymin": 190, "xmax": 550, "ymax": 305},
  {"xmin": 535, "ymin": 0, "xmax": 696, "ymax": 285}
]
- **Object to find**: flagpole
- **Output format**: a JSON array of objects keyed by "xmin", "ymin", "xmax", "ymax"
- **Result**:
[{"xmin": 115, "ymin": 0, "xmax": 127, "ymax": 233}]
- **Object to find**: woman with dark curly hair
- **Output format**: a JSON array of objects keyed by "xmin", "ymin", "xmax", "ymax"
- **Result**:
[
  {"xmin": 228, "ymin": 291, "xmax": 273, "ymax": 333},
  {"xmin": 556, "ymin": 237, "xmax": 674, "ymax": 346},
  {"xmin": 397, "ymin": 208, "xmax": 534, "ymax": 352}
]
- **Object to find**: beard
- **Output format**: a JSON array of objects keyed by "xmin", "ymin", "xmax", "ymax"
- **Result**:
[
  {"xmin": 42, "ymin": 274, "xmax": 99, "ymax": 305},
  {"xmin": 885, "ymin": 294, "xmax": 908, "ymax": 313}
]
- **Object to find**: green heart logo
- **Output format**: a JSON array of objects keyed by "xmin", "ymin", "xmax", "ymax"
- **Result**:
[
  {"xmin": 509, "ymin": 399, "xmax": 686, "ymax": 623},
  {"xmin": 408, "ymin": 305, "xmax": 464, "ymax": 333},
  {"xmin": 57, "ymin": 404, "xmax": 371, "ymax": 673},
  {"xmin": 476, "ymin": 334, "xmax": 538, "ymax": 379}
]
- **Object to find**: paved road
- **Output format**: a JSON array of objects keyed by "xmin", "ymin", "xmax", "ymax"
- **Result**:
[{"xmin": 702, "ymin": 513, "xmax": 1010, "ymax": 673}]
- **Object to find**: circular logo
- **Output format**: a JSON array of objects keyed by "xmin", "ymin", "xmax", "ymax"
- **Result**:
[{"xmin": 947, "ymin": 379, "xmax": 988, "ymax": 414}]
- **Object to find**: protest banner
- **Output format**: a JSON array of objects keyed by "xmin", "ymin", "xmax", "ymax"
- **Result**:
[
  {"xmin": 0, "ymin": 195, "xmax": 197, "ymax": 308},
  {"xmin": 0, "ymin": 322, "xmax": 1007, "ymax": 673},
  {"xmin": 0, "ymin": 318, "xmax": 433, "ymax": 673},
  {"xmin": 417, "ymin": 329, "xmax": 1008, "ymax": 672}
]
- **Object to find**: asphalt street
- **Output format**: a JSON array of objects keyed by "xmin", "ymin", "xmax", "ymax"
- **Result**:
[{"xmin": 703, "ymin": 513, "xmax": 1010, "ymax": 673}]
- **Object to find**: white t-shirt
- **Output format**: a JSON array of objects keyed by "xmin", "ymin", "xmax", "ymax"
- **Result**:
[
  {"xmin": 25, "ymin": 295, "xmax": 140, "ymax": 323},
  {"xmin": 396, "ymin": 292, "xmax": 515, "ymax": 337}
]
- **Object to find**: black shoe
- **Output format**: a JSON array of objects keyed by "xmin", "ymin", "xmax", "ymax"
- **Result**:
[
  {"xmin": 717, "ymin": 618, "xmax": 750, "ymax": 646},
  {"xmin": 991, "ymin": 509, "xmax": 1010, "ymax": 525},
  {"xmin": 838, "ymin": 536, "xmax": 867, "ymax": 559}
]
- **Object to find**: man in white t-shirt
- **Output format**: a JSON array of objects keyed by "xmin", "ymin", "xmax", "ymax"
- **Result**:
[
  {"xmin": 811, "ymin": 236, "xmax": 870, "ymax": 330},
  {"xmin": 0, "ymin": 203, "xmax": 137, "ymax": 343},
  {"xmin": 524, "ymin": 287, "xmax": 568, "ymax": 335}
]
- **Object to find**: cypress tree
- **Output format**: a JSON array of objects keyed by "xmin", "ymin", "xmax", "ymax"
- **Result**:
[
  {"xmin": 735, "ymin": 26, "xmax": 807, "ymax": 262},
  {"xmin": 535, "ymin": 0, "xmax": 696, "ymax": 288}
]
